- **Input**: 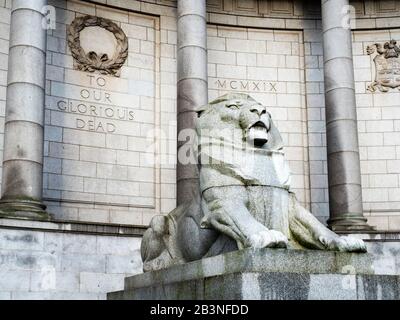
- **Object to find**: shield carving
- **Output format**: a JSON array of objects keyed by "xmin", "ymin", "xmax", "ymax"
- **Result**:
[{"xmin": 367, "ymin": 40, "xmax": 400, "ymax": 92}]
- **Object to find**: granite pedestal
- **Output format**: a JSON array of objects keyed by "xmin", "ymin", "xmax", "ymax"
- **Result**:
[{"xmin": 108, "ymin": 248, "xmax": 400, "ymax": 300}]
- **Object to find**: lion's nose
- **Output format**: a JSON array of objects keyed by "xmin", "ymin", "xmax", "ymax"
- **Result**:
[{"xmin": 250, "ymin": 105, "xmax": 267, "ymax": 117}]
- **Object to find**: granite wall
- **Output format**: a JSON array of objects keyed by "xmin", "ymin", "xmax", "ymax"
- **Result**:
[
  {"xmin": 353, "ymin": 29, "xmax": 400, "ymax": 230},
  {"xmin": 0, "ymin": 224, "xmax": 142, "ymax": 299},
  {"xmin": 42, "ymin": 0, "xmax": 177, "ymax": 225}
]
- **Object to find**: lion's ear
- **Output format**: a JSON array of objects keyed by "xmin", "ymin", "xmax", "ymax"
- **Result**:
[{"xmin": 268, "ymin": 118, "xmax": 284, "ymax": 151}]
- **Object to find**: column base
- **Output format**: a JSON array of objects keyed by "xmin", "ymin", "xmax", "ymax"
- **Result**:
[
  {"xmin": 0, "ymin": 198, "xmax": 50, "ymax": 221},
  {"xmin": 328, "ymin": 213, "xmax": 375, "ymax": 232}
]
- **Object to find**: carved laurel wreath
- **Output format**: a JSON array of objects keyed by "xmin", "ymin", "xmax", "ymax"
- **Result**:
[{"xmin": 67, "ymin": 15, "xmax": 128, "ymax": 77}]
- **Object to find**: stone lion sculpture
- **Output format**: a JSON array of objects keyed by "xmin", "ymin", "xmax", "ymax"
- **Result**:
[{"xmin": 141, "ymin": 93, "xmax": 366, "ymax": 272}]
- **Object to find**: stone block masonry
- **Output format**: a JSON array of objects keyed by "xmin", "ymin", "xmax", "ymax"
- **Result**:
[
  {"xmin": 353, "ymin": 29, "xmax": 400, "ymax": 230},
  {"xmin": 207, "ymin": 25, "xmax": 310, "ymax": 209},
  {"xmin": 303, "ymin": 22, "xmax": 329, "ymax": 223},
  {"xmin": 0, "ymin": 0, "xmax": 396, "ymax": 231},
  {"xmin": 0, "ymin": 225, "xmax": 142, "ymax": 300},
  {"xmin": 41, "ymin": 0, "xmax": 178, "ymax": 225},
  {"xmin": 1, "ymin": 223, "xmax": 399, "ymax": 300}
]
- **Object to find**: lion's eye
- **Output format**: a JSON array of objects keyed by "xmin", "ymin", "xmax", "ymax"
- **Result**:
[{"xmin": 227, "ymin": 104, "xmax": 239, "ymax": 110}]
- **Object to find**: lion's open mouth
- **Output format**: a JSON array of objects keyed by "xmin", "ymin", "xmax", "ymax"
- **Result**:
[{"xmin": 248, "ymin": 121, "xmax": 269, "ymax": 147}]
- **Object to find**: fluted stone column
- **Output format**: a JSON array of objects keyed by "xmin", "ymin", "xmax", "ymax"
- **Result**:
[
  {"xmin": 321, "ymin": 0, "xmax": 371, "ymax": 231},
  {"xmin": 177, "ymin": 0, "xmax": 208, "ymax": 205},
  {"xmin": 0, "ymin": 0, "xmax": 48, "ymax": 219}
]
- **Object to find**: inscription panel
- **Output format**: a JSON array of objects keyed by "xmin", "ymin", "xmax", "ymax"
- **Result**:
[
  {"xmin": 207, "ymin": 25, "xmax": 309, "ymax": 206},
  {"xmin": 43, "ymin": 2, "xmax": 163, "ymax": 224}
]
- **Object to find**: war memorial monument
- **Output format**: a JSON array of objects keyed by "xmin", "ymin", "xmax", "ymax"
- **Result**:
[{"xmin": 0, "ymin": 0, "xmax": 399, "ymax": 300}]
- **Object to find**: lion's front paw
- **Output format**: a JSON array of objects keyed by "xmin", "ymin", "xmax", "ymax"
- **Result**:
[
  {"xmin": 319, "ymin": 235, "xmax": 367, "ymax": 253},
  {"xmin": 248, "ymin": 230, "xmax": 288, "ymax": 249}
]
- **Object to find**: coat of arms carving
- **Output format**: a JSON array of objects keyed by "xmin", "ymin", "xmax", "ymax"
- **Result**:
[
  {"xmin": 67, "ymin": 16, "xmax": 128, "ymax": 77},
  {"xmin": 367, "ymin": 40, "xmax": 400, "ymax": 92}
]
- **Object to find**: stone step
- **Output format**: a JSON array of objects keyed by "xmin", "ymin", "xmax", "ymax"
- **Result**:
[
  {"xmin": 108, "ymin": 272, "xmax": 400, "ymax": 300},
  {"xmin": 106, "ymin": 248, "xmax": 399, "ymax": 300}
]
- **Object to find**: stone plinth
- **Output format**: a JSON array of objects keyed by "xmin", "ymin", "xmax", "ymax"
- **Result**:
[{"xmin": 108, "ymin": 248, "xmax": 399, "ymax": 300}]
